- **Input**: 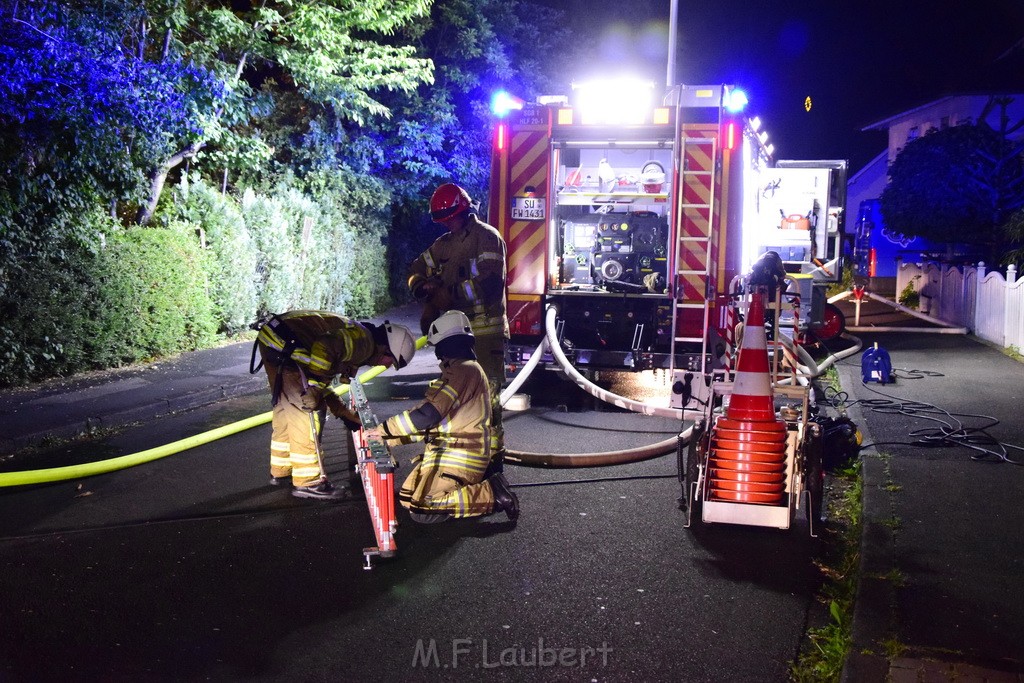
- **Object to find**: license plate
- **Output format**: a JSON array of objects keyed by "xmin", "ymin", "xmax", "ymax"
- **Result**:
[{"xmin": 511, "ymin": 196, "xmax": 545, "ymax": 220}]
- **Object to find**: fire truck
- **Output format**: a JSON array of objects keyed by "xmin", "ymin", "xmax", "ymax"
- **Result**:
[{"xmin": 487, "ymin": 82, "xmax": 848, "ymax": 382}]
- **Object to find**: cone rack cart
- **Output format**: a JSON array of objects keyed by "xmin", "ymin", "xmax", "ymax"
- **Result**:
[{"xmin": 679, "ymin": 285, "xmax": 825, "ymax": 535}]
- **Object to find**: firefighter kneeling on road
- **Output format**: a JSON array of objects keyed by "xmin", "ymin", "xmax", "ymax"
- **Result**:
[
  {"xmin": 364, "ymin": 310, "xmax": 519, "ymax": 523},
  {"xmin": 254, "ymin": 310, "xmax": 416, "ymax": 500}
]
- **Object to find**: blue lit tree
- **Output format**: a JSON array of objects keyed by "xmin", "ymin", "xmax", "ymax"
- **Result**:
[
  {"xmin": 881, "ymin": 96, "xmax": 1024, "ymax": 263},
  {"xmin": 338, "ymin": 0, "xmax": 576, "ymax": 299}
]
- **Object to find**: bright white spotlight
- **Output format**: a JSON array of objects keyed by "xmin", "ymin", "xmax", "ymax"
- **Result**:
[{"xmin": 571, "ymin": 77, "xmax": 655, "ymax": 124}]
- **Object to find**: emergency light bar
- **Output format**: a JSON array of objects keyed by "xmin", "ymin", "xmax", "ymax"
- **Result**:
[{"xmin": 490, "ymin": 90, "xmax": 524, "ymax": 118}]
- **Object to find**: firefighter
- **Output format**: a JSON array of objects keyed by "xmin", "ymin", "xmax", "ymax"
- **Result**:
[
  {"xmin": 255, "ymin": 310, "xmax": 416, "ymax": 500},
  {"xmin": 408, "ymin": 183, "xmax": 509, "ymax": 471},
  {"xmin": 364, "ymin": 310, "xmax": 519, "ymax": 523}
]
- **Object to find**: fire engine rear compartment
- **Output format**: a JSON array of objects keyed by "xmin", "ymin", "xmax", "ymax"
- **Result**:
[
  {"xmin": 491, "ymin": 84, "xmax": 848, "ymax": 377},
  {"xmin": 548, "ymin": 140, "xmax": 677, "ymax": 368}
]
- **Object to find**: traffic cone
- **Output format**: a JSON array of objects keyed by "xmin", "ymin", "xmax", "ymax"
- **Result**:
[
  {"xmin": 707, "ymin": 289, "xmax": 788, "ymax": 505},
  {"xmin": 725, "ymin": 290, "xmax": 776, "ymax": 423}
]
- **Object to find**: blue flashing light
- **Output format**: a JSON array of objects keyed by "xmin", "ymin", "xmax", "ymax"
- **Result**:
[
  {"xmin": 726, "ymin": 88, "xmax": 748, "ymax": 113},
  {"xmin": 491, "ymin": 90, "xmax": 524, "ymax": 118}
]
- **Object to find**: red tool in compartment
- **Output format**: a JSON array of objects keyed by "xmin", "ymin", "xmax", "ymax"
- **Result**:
[{"xmin": 349, "ymin": 378, "xmax": 398, "ymax": 570}]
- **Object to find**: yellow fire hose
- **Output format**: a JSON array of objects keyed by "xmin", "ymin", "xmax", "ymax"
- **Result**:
[{"xmin": 0, "ymin": 338, "xmax": 428, "ymax": 488}]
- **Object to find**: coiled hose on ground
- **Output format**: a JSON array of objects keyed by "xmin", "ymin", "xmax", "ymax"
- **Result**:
[{"xmin": 502, "ymin": 305, "xmax": 689, "ymax": 468}]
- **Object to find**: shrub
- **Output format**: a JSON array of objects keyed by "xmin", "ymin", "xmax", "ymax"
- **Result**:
[
  {"xmin": 241, "ymin": 187, "xmax": 302, "ymax": 317},
  {"xmin": 898, "ymin": 281, "xmax": 920, "ymax": 309},
  {"xmin": 0, "ymin": 209, "xmax": 112, "ymax": 385},
  {"xmin": 91, "ymin": 223, "xmax": 218, "ymax": 363},
  {"xmin": 166, "ymin": 177, "xmax": 259, "ymax": 334},
  {"xmin": 304, "ymin": 170, "xmax": 394, "ymax": 317}
]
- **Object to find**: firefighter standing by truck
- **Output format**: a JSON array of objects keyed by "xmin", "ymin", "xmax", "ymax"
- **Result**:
[
  {"xmin": 408, "ymin": 183, "xmax": 509, "ymax": 468},
  {"xmin": 364, "ymin": 310, "xmax": 519, "ymax": 522},
  {"xmin": 254, "ymin": 310, "xmax": 416, "ymax": 500}
]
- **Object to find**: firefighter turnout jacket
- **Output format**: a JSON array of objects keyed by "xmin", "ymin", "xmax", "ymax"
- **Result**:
[
  {"xmin": 408, "ymin": 214, "xmax": 509, "ymax": 341},
  {"xmin": 381, "ymin": 357, "xmax": 499, "ymax": 518},
  {"xmin": 256, "ymin": 311, "xmax": 375, "ymax": 485}
]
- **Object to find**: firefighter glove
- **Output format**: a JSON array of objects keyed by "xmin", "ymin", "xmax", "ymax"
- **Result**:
[{"xmin": 330, "ymin": 403, "xmax": 362, "ymax": 431}]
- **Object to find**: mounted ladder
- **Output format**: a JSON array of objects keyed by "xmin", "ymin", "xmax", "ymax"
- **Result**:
[{"xmin": 670, "ymin": 133, "xmax": 718, "ymax": 372}]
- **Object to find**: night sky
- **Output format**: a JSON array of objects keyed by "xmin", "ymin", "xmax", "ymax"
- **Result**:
[{"xmin": 536, "ymin": 0, "xmax": 1024, "ymax": 173}]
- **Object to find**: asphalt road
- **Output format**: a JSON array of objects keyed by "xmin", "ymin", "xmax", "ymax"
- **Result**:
[{"xmin": 0, "ymin": 363, "xmax": 828, "ymax": 682}]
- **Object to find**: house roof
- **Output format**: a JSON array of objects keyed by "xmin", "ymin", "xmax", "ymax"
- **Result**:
[
  {"xmin": 861, "ymin": 92, "xmax": 1024, "ymax": 132},
  {"xmin": 847, "ymin": 149, "xmax": 887, "ymax": 184}
]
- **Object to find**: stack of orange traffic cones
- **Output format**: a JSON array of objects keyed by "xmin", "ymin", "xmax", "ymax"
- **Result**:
[{"xmin": 706, "ymin": 290, "xmax": 788, "ymax": 505}]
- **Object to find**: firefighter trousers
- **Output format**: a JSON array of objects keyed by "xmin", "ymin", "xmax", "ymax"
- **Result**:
[
  {"xmin": 398, "ymin": 454, "xmax": 497, "ymax": 519},
  {"xmin": 473, "ymin": 333, "xmax": 507, "ymax": 455},
  {"xmin": 263, "ymin": 361, "xmax": 327, "ymax": 487}
]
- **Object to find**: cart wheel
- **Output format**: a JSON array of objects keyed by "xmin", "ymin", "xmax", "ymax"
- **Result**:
[
  {"xmin": 817, "ymin": 303, "xmax": 846, "ymax": 341},
  {"xmin": 805, "ymin": 427, "xmax": 825, "ymax": 528},
  {"xmin": 685, "ymin": 421, "xmax": 706, "ymax": 526}
]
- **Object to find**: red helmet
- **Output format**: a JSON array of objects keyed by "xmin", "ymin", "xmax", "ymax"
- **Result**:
[{"xmin": 429, "ymin": 183, "xmax": 472, "ymax": 223}]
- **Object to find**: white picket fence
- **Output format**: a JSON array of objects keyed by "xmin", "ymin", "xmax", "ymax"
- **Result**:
[{"xmin": 895, "ymin": 261, "xmax": 1024, "ymax": 349}]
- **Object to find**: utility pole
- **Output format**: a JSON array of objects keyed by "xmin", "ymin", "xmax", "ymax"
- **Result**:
[{"xmin": 666, "ymin": 0, "xmax": 678, "ymax": 89}]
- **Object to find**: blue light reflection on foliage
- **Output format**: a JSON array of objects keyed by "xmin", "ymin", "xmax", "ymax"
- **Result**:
[{"xmin": 0, "ymin": 3, "xmax": 225, "ymax": 201}]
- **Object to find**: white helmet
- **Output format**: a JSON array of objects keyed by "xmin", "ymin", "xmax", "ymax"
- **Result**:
[
  {"xmin": 427, "ymin": 310, "xmax": 474, "ymax": 346},
  {"xmin": 382, "ymin": 321, "xmax": 416, "ymax": 369}
]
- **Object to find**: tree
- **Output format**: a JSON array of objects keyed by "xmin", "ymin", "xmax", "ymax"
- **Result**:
[
  {"xmin": 338, "ymin": 0, "xmax": 578, "ymax": 299},
  {"xmin": 880, "ymin": 97, "xmax": 1024, "ymax": 262},
  {"xmin": 134, "ymin": 0, "xmax": 435, "ymax": 223},
  {"xmin": 0, "ymin": 0, "xmax": 225, "ymax": 318}
]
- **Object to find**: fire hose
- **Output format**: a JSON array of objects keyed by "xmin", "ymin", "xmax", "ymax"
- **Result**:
[
  {"xmin": 0, "ymin": 340, "xmax": 428, "ymax": 488},
  {"xmin": 502, "ymin": 305, "xmax": 690, "ymax": 468}
]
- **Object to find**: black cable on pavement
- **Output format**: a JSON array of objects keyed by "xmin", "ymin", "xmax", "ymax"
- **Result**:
[{"xmin": 842, "ymin": 381, "xmax": 1023, "ymax": 466}]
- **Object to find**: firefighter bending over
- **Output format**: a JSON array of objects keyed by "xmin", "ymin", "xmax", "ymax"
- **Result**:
[
  {"xmin": 255, "ymin": 310, "xmax": 416, "ymax": 500},
  {"xmin": 364, "ymin": 310, "xmax": 519, "ymax": 523},
  {"xmin": 408, "ymin": 183, "xmax": 509, "ymax": 469}
]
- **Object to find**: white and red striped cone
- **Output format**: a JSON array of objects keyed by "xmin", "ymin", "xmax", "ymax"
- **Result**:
[
  {"xmin": 707, "ymin": 289, "xmax": 788, "ymax": 505},
  {"xmin": 725, "ymin": 290, "xmax": 776, "ymax": 423}
]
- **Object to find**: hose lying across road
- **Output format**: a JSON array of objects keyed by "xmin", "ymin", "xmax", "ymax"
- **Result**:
[
  {"xmin": 0, "ymin": 343, "xmax": 418, "ymax": 488},
  {"xmin": 14, "ymin": 299, "xmax": 869, "ymax": 483},
  {"xmin": 503, "ymin": 305, "xmax": 687, "ymax": 468}
]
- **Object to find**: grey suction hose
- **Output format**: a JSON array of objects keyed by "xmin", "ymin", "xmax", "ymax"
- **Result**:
[
  {"xmin": 503, "ymin": 305, "xmax": 689, "ymax": 468},
  {"xmin": 542, "ymin": 305, "xmax": 683, "ymax": 419},
  {"xmin": 772, "ymin": 331, "xmax": 864, "ymax": 380},
  {"xmin": 499, "ymin": 336, "xmax": 546, "ymax": 406}
]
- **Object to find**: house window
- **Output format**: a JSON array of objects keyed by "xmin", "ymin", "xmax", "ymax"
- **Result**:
[
  {"xmin": 940, "ymin": 116, "xmax": 949, "ymax": 129},
  {"xmin": 907, "ymin": 126, "xmax": 920, "ymax": 142}
]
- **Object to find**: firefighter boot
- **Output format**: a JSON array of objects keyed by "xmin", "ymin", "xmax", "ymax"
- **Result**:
[
  {"xmin": 488, "ymin": 473, "xmax": 519, "ymax": 521},
  {"xmin": 292, "ymin": 478, "xmax": 344, "ymax": 501}
]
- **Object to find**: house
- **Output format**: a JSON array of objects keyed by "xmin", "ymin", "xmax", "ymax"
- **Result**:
[{"xmin": 844, "ymin": 93, "xmax": 1024, "ymax": 287}]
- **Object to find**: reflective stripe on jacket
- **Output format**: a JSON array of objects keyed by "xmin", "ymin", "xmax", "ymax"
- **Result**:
[
  {"xmin": 256, "ymin": 310, "xmax": 375, "ymax": 381},
  {"xmin": 382, "ymin": 358, "xmax": 492, "ymax": 474}
]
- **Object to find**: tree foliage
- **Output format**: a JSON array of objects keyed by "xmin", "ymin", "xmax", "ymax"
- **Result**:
[
  {"xmin": 0, "ymin": 0, "xmax": 578, "ymax": 384},
  {"xmin": 134, "ymin": 0, "xmax": 435, "ymax": 223},
  {"xmin": 881, "ymin": 98, "xmax": 1024, "ymax": 261},
  {"xmin": 345, "ymin": 0, "xmax": 577, "ymax": 300}
]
